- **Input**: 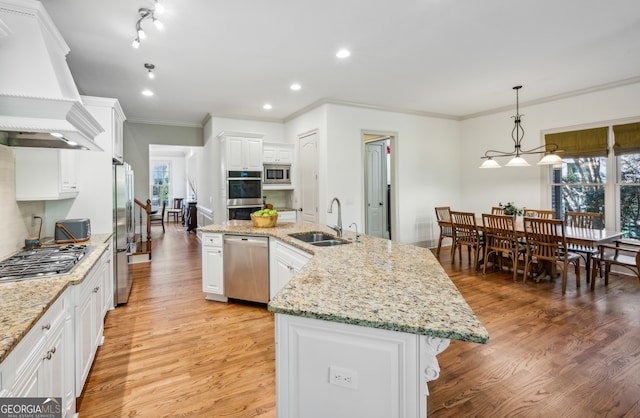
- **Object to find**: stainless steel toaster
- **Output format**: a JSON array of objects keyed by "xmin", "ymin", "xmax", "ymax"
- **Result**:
[{"xmin": 55, "ymin": 218, "xmax": 91, "ymax": 243}]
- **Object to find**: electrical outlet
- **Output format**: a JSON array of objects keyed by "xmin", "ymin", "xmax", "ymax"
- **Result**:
[{"xmin": 329, "ymin": 366, "xmax": 358, "ymax": 389}]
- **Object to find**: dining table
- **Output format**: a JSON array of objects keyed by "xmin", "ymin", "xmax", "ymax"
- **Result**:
[{"xmin": 442, "ymin": 216, "xmax": 625, "ymax": 283}]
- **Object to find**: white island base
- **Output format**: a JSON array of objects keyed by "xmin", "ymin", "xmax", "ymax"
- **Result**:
[{"xmin": 275, "ymin": 314, "xmax": 450, "ymax": 418}]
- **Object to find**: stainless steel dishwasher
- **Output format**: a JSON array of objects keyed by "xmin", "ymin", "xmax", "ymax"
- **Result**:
[{"xmin": 223, "ymin": 235, "xmax": 269, "ymax": 303}]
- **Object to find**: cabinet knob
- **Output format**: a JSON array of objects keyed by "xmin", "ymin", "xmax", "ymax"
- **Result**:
[
  {"xmin": 43, "ymin": 350, "xmax": 53, "ymax": 361},
  {"xmin": 93, "ymin": 286, "xmax": 100, "ymax": 293},
  {"xmin": 42, "ymin": 323, "xmax": 51, "ymax": 330}
]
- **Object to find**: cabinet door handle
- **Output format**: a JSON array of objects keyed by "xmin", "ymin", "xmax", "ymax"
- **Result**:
[
  {"xmin": 43, "ymin": 350, "xmax": 53, "ymax": 361},
  {"xmin": 42, "ymin": 323, "xmax": 51, "ymax": 330}
]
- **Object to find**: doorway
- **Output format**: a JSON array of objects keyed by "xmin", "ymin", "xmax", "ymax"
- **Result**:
[
  {"xmin": 299, "ymin": 131, "xmax": 319, "ymax": 223},
  {"xmin": 363, "ymin": 133, "xmax": 395, "ymax": 239}
]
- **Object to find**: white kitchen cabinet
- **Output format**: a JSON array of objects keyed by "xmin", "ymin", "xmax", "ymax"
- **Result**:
[
  {"xmin": 74, "ymin": 248, "xmax": 108, "ymax": 396},
  {"xmin": 3, "ymin": 289, "xmax": 75, "ymax": 416},
  {"xmin": 277, "ymin": 210, "xmax": 297, "ymax": 223},
  {"xmin": 263, "ymin": 143, "xmax": 294, "ymax": 164},
  {"xmin": 15, "ymin": 148, "xmax": 79, "ymax": 200},
  {"xmin": 270, "ymin": 239, "xmax": 311, "ymax": 298},
  {"xmin": 219, "ymin": 132, "xmax": 263, "ymax": 172},
  {"xmin": 82, "ymin": 96, "xmax": 126, "ymax": 164},
  {"xmin": 202, "ymin": 233, "xmax": 227, "ymax": 302}
]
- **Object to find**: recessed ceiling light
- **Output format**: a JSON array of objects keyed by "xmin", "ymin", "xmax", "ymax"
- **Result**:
[
  {"xmin": 142, "ymin": 90, "xmax": 154, "ymax": 96},
  {"xmin": 336, "ymin": 49, "xmax": 351, "ymax": 58},
  {"xmin": 290, "ymin": 83, "xmax": 301, "ymax": 91},
  {"xmin": 263, "ymin": 103, "xmax": 272, "ymax": 110}
]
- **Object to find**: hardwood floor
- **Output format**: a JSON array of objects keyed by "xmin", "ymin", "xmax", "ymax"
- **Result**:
[
  {"xmin": 78, "ymin": 225, "xmax": 640, "ymax": 417},
  {"xmin": 77, "ymin": 224, "xmax": 276, "ymax": 417}
]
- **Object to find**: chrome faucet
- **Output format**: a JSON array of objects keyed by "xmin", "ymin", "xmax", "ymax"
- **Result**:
[
  {"xmin": 349, "ymin": 222, "xmax": 360, "ymax": 242},
  {"xmin": 327, "ymin": 197, "xmax": 343, "ymax": 237}
]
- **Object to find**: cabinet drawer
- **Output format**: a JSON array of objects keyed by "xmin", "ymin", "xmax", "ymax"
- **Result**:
[
  {"xmin": 202, "ymin": 233, "xmax": 223, "ymax": 247},
  {"xmin": 276, "ymin": 241, "xmax": 312, "ymax": 270}
]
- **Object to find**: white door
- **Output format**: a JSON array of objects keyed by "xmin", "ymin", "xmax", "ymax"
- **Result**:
[
  {"xmin": 299, "ymin": 132, "xmax": 318, "ymax": 223},
  {"xmin": 365, "ymin": 141, "xmax": 387, "ymax": 238}
]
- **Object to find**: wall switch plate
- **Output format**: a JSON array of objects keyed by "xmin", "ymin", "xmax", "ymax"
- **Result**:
[{"xmin": 329, "ymin": 365, "xmax": 358, "ymax": 389}]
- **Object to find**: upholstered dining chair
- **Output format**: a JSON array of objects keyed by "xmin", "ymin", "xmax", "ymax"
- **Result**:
[
  {"xmin": 523, "ymin": 209, "xmax": 554, "ymax": 219},
  {"xmin": 564, "ymin": 211, "xmax": 603, "ymax": 282},
  {"xmin": 523, "ymin": 217, "xmax": 581, "ymax": 295},
  {"xmin": 482, "ymin": 213, "xmax": 525, "ymax": 281},
  {"xmin": 167, "ymin": 198, "xmax": 184, "ymax": 223},
  {"xmin": 150, "ymin": 203, "xmax": 166, "ymax": 233},
  {"xmin": 450, "ymin": 211, "xmax": 483, "ymax": 271},
  {"xmin": 434, "ymin": 206, "xmax": 453, "ymax": 258}
]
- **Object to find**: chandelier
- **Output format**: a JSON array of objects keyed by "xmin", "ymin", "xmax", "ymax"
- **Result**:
[{"xmin": 479, "ymin": 85, "xmax": 562, "ymax": 168}]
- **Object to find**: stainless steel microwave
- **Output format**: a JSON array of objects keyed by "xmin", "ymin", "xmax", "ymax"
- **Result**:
[{"xmin": 264, "ymin": 164, "xmax": 291, "ymax": 185}]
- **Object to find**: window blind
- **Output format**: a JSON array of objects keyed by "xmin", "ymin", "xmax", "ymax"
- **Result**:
[
  {"xmin": 612, "ymin": 122, "xmax": 640, "ymax": 156},
  {"xmin": 544, "ymin": 127, "xmax": 608, "ymax": 158}
]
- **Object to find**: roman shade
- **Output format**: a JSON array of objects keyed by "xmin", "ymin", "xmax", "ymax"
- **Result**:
[
  {"xmin": 545, "ymin": 127, "xmax": 608, "ymax": 158},
  {"xmin": 612, "ymin": 122, "xmax": 640, "ymax": 156}
]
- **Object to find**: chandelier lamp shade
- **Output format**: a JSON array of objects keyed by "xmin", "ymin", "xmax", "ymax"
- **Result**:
[
  {"xmin": 479, "ymin": 86, "xmax": 562, "ymax": 168},
  {"xmin": 131, "ymin": 1, "xmax": 165, "ymax": 49}
]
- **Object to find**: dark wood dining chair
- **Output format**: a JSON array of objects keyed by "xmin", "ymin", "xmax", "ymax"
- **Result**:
[
  {"xmin": 590, "ymin": 239, "xmax": 640, "ymax": 290},
  {"xmin": 450, "ymin": 211, "xmax": 483, "ymax": 271},
  {"xmin": 482, "ymin": 213, "xmax": 525, "ymax": 281},
  {"xmin": 523, "ymin": 209, "xmax": 554, "ymax": 219},
  {"xmin": 150, "ymin": 203, "xmax": 166, "ymax": 232},
  {"xmin": 434, "ymin": 206, "xmax": 453, "ymax": 258},
  {"xmin": 523, "ymin": 217, "xmax": 581, "ymax": 295},
  {"xmin": 564, "ymin": 211, "xmax": 603, "ymax": 282}
]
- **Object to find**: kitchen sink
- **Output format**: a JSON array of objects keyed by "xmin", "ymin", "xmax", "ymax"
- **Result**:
[{"xmin": 288, "ymin": 232, "xmax": 351, "ymax": 247}]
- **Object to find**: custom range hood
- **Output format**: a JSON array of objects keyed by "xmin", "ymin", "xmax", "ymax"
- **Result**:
[{"xmin": 0, "ymin": 0, "xmax": 103, "ymax": 151}]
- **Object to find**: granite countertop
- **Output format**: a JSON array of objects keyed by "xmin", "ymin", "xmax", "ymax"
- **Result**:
[
  {"xmin": 199, "ymin": 221, "xmax": 489, "ymax": 344},
  {"xmin": 0, "ymin": 234, "xmax": 112, "ymax": 364}
]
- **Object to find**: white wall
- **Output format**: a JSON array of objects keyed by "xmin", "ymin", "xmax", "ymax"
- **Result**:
[
  {"xmin": 0, "ymin": 145, "xmax": 45, "ymax": 258},
  {"xmin": 460, "ymin": 82, "xmax": 640, "ymax": 216},
  {"xmin": 325, "ymin": 104, "xmax": 461, "ymax": 244}
]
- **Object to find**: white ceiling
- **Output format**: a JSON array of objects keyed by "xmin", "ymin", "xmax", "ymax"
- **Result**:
[{"xmin": 41, "ymin": 0, "xmax": 640, "ymax": 127}]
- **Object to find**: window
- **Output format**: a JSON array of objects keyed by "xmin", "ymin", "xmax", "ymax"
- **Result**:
[
  {"xmin": 150, "ymin": 161, "xmax": 170, "ymax": 209},
  {"xmin": 550, "ymin": 157, "xmax": 606, "ymax": 220},
  {"xmin": 548, "ymin": 121, "xmax": 640, "ymax": 236}
]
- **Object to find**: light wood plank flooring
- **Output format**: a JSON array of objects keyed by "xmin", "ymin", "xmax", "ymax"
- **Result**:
[{"xmin": 78, "ymin": 226, "xmax": 640, "ymax": 417}]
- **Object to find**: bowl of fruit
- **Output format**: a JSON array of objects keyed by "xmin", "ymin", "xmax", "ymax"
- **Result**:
[{"xmin": 251, "ymin": 209, "xmax": 278, "ymax": 228}]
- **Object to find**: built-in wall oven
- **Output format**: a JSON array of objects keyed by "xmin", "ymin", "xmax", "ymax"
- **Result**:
[{"xmin": 227, "ymin": 170, "xmax": 263, "ymax": 220}]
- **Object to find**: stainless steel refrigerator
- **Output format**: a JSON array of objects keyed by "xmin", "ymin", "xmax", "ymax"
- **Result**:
[{"xmin": 113, "ymin": 163, "xmax": 134, "ymax": 304}]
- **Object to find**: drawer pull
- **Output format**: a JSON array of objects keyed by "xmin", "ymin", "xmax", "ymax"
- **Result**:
[
  {"xmin": 93, "ymin": 286, "xmax": 100, "ymax": 293},
  {"xmin": 42, "ymin": 323, "xmax": 51, "ymax": 330}
]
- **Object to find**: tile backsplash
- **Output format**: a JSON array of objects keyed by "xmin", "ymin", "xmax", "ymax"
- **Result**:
[{"xmin": 0, "ymin": 145, "xmax": 45, "ymax": 258}]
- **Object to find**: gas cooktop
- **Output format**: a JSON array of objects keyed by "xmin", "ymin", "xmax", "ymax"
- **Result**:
[{"xmin": 0, "ymin": 244, "xmax": 90, "ymax": 283}]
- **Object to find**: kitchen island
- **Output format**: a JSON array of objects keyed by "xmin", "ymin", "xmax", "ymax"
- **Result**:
[{"xmin": 199, "ymin": 221, "xmax": 489, "ymax": 417}]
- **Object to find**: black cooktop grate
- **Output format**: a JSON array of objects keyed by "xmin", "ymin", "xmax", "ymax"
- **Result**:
[{"xmin": 0, "ymin": 244, "xmax": 88, "ymax": 282}]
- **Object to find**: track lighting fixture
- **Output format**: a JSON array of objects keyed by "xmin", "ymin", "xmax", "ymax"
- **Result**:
[
  {"xmin": 145, "ymin": 63, "xmax": 155, "ymax": 79},
  {"xmin": 131, "ymin": 4, "xmax": 164, "ymax": 48}
]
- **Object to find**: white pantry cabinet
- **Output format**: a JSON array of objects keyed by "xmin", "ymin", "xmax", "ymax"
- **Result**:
[
  {"xmin": 15, "ymin": 148, "xmax": 79, "ymax": 200},
  {"xmin": 270, "ymin": 239, "xmax": 311, "ymax": 298},
  {"xmin": 1, "ymin": 289, "xmax": 75, "ymax": 416},
  {"xmin": 202, "ymin": 233, "xmax": 227, "ymax": 302},
  {"xmin": 74, "ymin": 248, "xmax": 108, "ymax": 396},
  {"xmin": 219, "ymin": 132, "xmax": 263, "ymax": 172},
  {"xmin": 263, "ymin": 143, "xmax": 294, "ymax": 164}
]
